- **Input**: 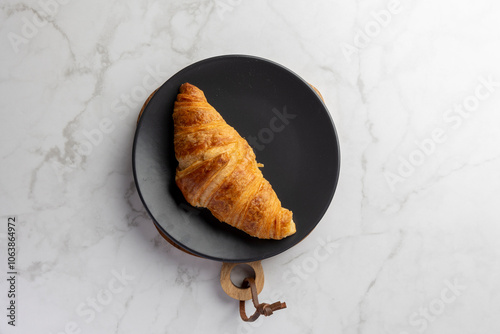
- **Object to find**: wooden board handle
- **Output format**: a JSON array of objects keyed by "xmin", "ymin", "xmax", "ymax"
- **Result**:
[{"xmin": 220, "ymin": 261, "xmax": 264, "ymax": 301}]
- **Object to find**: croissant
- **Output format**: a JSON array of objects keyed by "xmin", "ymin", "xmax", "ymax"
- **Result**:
[{"xmin": 173, "ymin": 83, "xmax": 296, "ymax": 240}]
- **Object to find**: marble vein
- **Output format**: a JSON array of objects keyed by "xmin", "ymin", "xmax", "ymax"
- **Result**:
[{"xmin": 354, "ymin": 230, "xmax": 405, "ymax": 334}]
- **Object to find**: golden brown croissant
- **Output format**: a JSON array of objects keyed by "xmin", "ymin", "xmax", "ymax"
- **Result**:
[{"xmin": 173, "ymin": 83, "xmax": 296, "ymax": 240}]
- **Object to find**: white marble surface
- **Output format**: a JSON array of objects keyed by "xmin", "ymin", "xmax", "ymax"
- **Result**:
[{"xmin": 1, "ymin": 0, "xmax": 500, "ymax": 333}]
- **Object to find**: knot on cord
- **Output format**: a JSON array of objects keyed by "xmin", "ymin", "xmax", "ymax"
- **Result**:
[{"xmin": 239, "ymin": 277, "xmax": 287, "ymax": 322}]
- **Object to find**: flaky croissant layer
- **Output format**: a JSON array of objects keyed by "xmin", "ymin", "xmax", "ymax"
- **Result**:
[{"xmin": 173, "ymin": 83, "xmax": 296, "ymax": 239}]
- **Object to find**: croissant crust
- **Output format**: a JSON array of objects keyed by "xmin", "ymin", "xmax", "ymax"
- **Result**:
[{"xmin": 173, "ymin": 83, "xmax": 296, "ymax": 239}]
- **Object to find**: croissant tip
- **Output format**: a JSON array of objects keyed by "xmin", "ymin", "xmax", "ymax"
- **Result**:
[
  {"xmin": 180, "ymin": 82, "xmax": 198, "ymax": 92},
  {"xmin": 273, "ymin": 218, "xmax": 296, "ymax": 240},
  {"xmin": 178, "ymin": 83, "xmax": 206, "ymax": 101}
]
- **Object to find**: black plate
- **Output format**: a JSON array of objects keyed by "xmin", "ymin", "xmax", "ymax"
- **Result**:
[{"xmin": 132, "ymin": 55, "xmax": 340, "ymax": 262}]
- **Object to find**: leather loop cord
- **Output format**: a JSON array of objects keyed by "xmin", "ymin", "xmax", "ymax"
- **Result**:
[{"xmin": 239, "ymin": 277, "xmax": 286, "ymax": 322}]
